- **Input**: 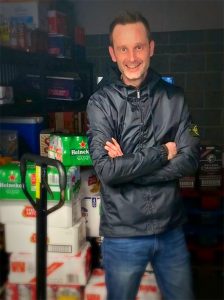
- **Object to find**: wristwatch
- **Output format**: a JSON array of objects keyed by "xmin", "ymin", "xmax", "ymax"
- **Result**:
[{"xmin": 160, "ymin": 144, "xmax": 169, "ymax": 163}]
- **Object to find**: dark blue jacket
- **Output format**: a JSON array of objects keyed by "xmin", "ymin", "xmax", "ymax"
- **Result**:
[{"xmin": 86, "ymin": 67, "xmax": 200, "ymax": 237}]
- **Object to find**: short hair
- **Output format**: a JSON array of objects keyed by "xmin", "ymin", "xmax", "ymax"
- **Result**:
[{"xmin": 109, "ymin": 11, "xmax": 151, "ymax": 46}]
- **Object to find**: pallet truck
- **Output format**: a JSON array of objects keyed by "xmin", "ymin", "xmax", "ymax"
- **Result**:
[{"xmin": 20, "ymin": 154, "xmax": 66, "ymax": 300}]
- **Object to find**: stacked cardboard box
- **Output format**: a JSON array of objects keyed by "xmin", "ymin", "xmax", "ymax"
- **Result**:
[
  {"xmin": 182, "ymin": 145, "xmax": 223, "ymax": 266},
  {"xmin": 84, "ymin": 268, "xmax": 162, "ymax": 300},
  {"xmin": 0, "ymin": 160, "xmax": 91, "ymax": 299}
]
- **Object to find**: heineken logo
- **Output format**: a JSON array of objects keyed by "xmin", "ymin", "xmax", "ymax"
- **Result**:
[
  {"xmin": 70, "ymin": 139, "xmax": 90, "ymax": 156},
  {"xmin": 0, "ymin": 182, "xmax": 21, "ymax": 188},
  {"xmin": 80, "ymin": 140, "xmax": 87, "ymax": 148},
  {"xmin": 71, "ymin": 149, "xmax": 89, "ymax": 155},
  {"xmin": 9, "ymin": 171, "xmax": 17, "ymax": 182}
]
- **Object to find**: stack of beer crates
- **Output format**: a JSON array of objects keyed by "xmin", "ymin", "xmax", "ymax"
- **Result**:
[
  {"xmin": 0, "ymin": 133, "xmax": 93, "ymax": 299},
  {"xmin": 181, "ymin": 144, "xmax": 223, "ymax": 298}
]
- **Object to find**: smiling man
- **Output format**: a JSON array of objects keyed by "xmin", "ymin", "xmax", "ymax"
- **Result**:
[
  {"xmin": 86, "ymin": 11, "xmax": 200, "ymax": 300},
  {"xmin": 109, "ymin": 21, "xmax": 154, "ymax": 88}
]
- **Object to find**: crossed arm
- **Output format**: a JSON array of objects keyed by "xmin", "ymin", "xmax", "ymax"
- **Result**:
[
  {"xmin": 87, "ymin": 93, "xmax": 200, "ymax": 186},
  {"xmin": 105, "ymin": 138, "xmax": 177, "ymax": 161}
]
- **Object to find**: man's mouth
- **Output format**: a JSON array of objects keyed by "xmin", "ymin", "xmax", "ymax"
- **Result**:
[{"xmin": 126, "ymin": 63, "xmax": 141, "ymax": 70}]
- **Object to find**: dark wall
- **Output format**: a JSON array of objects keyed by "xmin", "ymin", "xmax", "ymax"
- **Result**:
[{"xmin": 85, "ymin": 28, "xmax": 224, "ymax": 145}]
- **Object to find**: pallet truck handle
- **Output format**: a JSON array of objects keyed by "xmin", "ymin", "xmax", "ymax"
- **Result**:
[
  {"xmin": 20, "ymin": 153, "xmax": 67, "ymax": 214},
  {"xmin": 20, "ymin": 153, "xmax": 67, "ymax": 300}
]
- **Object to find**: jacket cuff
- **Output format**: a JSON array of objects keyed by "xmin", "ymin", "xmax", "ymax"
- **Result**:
[{"xmin": 159, "ymin": 144, "xmax": 168, "ymax": 165}]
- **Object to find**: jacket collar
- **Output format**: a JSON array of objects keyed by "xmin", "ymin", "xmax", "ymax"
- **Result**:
[{"xmin": 99, "ymin": 64, "xmax": 161, "ymax": 94}]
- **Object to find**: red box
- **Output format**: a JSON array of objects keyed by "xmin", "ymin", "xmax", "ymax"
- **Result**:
[
  {"xmin": 5, "ymin": 283, "xmax": 83, "ymax": 300},
  {"xmin": 48, "ymin": 35, "xmax": 71, "ymax": 58},
  {"xmin": 48, "ymin": 10, "xmax": 67, "ymax": 35},
  {"xmin": 74, "ymin": 26, "xmax": 85, "ymax": 46}
]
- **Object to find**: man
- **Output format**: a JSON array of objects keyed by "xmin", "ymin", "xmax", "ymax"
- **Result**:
[{"xmin": 86, "ymin": 11, "xmax": 200, "ymax": 300}]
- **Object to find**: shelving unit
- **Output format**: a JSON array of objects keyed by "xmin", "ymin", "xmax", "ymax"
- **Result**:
[
  {"xmin": 0, "ymin": 44, "xmax": 94, "ymax": 298},
  {"xmin": 0, "ymin": 46, "xmax": 93, "ymax": 116},
  {"xmin": 181, "ymin": 186, "xmax": 224, "ymax": 300}
]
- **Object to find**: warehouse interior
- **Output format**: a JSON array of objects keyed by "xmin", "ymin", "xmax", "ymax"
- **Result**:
[{"xmin": 0, "ymin": 0, "xmax": 223, "ymax": 299}]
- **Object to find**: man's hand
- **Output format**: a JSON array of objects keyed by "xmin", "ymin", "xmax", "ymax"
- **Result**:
[
  {"xmin": 104, "ymin": 138, "xmax": 123, "ymax": 158},
  {"xmin": 104, "ymin": 138, "xmax": 176, "ymax": 160},
  {"xmin": 165, "ymin": 142, "xmax": 177, "ymax": 160}
]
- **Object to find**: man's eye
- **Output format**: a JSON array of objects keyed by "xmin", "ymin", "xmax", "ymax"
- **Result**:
[
  {"xmin": 120, "ymin": 47, "xmax": 127, "ymax": 52},
  {"xmin": 136, "ymin": 45, "xmax": 143, "ymax": 50}
]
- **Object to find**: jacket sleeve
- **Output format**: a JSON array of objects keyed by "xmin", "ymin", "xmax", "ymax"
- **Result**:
[
  {"xmin": 133, "ymin": 101, "xmax": 200, "ymax": 185},
  {"xmin": 86, "ymin": 92, "xmax": 168, "ymax": 186}
]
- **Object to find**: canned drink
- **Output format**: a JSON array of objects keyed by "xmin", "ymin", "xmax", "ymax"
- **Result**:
[
  {"xmin": 56, "ymin": 287, "xmax": 81, "ymax": 300},
  {"xmin": 48, "ymin": 134, "xmax": 72, "ymax": 165}
]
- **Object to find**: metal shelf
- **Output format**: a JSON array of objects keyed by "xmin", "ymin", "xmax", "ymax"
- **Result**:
[
  {"xmin": 0, "ymin": 46, "xmax": 93, "ymax": 116},
  {"xmin": 0, "ymin": 98, "xmax": 88, "ymax": 116}
]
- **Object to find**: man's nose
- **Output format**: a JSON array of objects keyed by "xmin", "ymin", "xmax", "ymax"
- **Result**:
[{"xmin": 128, "ymin": 50, "xmax": 136, "ymax": 62}]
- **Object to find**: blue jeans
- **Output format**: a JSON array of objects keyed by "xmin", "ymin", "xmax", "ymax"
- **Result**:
[{"xmin": 102, "ymin": 227, "xmax": 194, "ymax": 300}]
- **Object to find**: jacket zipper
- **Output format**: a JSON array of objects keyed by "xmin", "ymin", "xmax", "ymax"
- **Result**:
[
  {"xmin": 137, "ymin": 89, "xmax": 144, "ymax": 149},
  {"xmin": 137, "ymin": 89, "xmax": 140, "ymax": 99}
]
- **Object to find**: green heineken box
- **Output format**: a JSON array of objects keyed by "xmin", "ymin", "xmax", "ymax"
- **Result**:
[
  {"xmin": 0, "ymin": 162, "xmax": 35, "ymax": 201},
  {"xmin": 0, "ymin": 162, "xmax": 80, "ymax": 201},
  {"xmin": 48, "ymin": 134, "xmax": 92, "ymax": 166}
]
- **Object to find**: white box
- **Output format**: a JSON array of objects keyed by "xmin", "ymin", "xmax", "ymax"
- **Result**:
[
  {"xmin": 0, "ymin": 1, "xmax": 50, "ymax": 31},
  {"xmin": 84, "ymin": 268, "xmax": 107, "ymax": 300},
  {"xmin": 39, "ymin": 128, "xmax": 54, "ymax": 157},
  {"xmin": 0, "ymin": 198, "xmax": 81, "ymax": 228},
  {"xmin": 5, "ymin": 218, "xmax": 86, "ymax": 254},
  {"xmin": 6, "ymin": 283, "xmax": 83, "ymax": 300},
  {"xmin": 81, "ymin": 196, "xmax": 101, "ymax": 237},
  {"xmin": 79, "ymin": 167, "xmax": 100, "ymax": 198},
  {"xmin": 138, "ymin": 272, "xmax": 162, "ymax": 300},
  {"xmin": 9, "ymin": 241, "xmax": 91, "ymax": 286},
  {"xmin": 84, "ymin": 269, "xmax": 161, "ymax": 300}
]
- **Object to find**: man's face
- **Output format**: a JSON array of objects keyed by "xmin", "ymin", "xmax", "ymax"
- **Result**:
[{"xmin": 109, "ymin": 22, "xmax": 154, "ymax": 88}]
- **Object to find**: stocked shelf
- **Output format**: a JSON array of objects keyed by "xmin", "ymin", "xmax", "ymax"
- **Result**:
[
  {"xmin": 0, "ymin": 46, "xmax": 93, "ymax": 116},
  {"xmin": 0, "ymin": 98, "xmax": 88, "ymax": 116}
]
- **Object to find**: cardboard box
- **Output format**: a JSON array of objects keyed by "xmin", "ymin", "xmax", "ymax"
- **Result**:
[
  {"xmin": 0, "ymin": 162, "xmax": 80, "ymax": 201},
  {"xmin": 39, "ymin": 128, "xmax": 55, "ymax": 157},
  {"xmin": 0, "ymin": 130, "xmax": 18, "ymax": 159},
  {"xmin": 9, "ymin": 241, "xmax": 91, "ymax": 285},
  {"xmin": 137, "ymin": 272, "xmax": 162, "ymax": 300},
  {"xmin": 48, "ymin": 112, "xmax": 87, "ymax": 134},
  {"xmin": 6, "ymin": 282, "xmax": 83, "ymax": 300},
  {"xmin": 81, "ymin": 196, "xmax": 101, "ymax": 237},
  {"xmin": 0, "ymin": 1, "xmax": 50, "ymax": 31},
  {"xmin": 74, "ymin": 26, "xmax": 85, "ymax": 46},
  {"xmin": 84, "ymin": 269, "xmax": 161, "ymax": 300},
  {"xmin": 48, "ymin": 134, "xmax": 92, "ymax": 166},
  {"xmin": 0, "ymin": 198, "xmax": 81, "ymax": 227},
  {"xmin": 0, "ymin": 117, "xmax": 44, "ymax": 155},
  {"xmin": 5, "ymin": 218, "xmax": 86, "ymax": 254},
  {"xmin": 46, "ymin": 74, "xmax": 82, "ymax": 101},
  {"xmin": 79, "ymin": 168, "xmax": 100, "ymax": 198},
  {"xmin": 199, "ymin": 145, "xmax": 222, "ymax": 187},
  {"xmin": 179, "ymin": 176, "xmax": 196, "ymax": 188},
  {"xmin": 55, "ymin": 112, "xmax": 73, "ymax": 132},
  {"xmin": 48, "ymin": 10, "xmax": 67, "ymax": 35},
  {"xmin": 48, "ymin": 35, "xmax": 71, "ymax": 58}
]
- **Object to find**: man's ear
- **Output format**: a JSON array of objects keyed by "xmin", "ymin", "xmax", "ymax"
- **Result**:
[
  {"xmin": 149, "ymin": 40, "xmax": 155, "ymax": 57},
  {"xmin": 109, "ymin": 46, "xmax": 117, "ymax": 62}
]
